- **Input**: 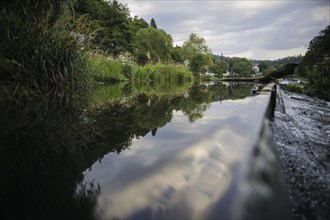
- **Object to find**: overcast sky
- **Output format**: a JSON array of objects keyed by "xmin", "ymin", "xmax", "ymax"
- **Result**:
[{"xmin": 122, "ymin": 0, "xmax": 329, "ymax": 60}]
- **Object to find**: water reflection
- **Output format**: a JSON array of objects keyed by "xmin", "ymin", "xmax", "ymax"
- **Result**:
[
  {"xmin": 0, "ymin": 81, "xmax": 260, "ymax": 219},
  {"xmin": 83, "ymin": 82, "xmax": 266, "ymax": 219}
]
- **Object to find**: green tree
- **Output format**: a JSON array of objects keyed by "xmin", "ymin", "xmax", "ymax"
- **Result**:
[
  {"xmin": 150, "ymin": 18, "xmax": 157, "ymax": 29},
  {"xmin": 232, "ymin": 61, "xmax": 252, "ymax": 77},
  {"xmin": 182, "ymin": 33, "xmax": 212, "ymax": 60},
  {"xmin": 210, "ymin": 61, "xmax": 228, "ymax": 77},
  {"xmin": 258, "ymin": 61, "xmax": 269, "ymax": 73},
  {"xmin": 171, "ymin": 46, "xmax": 185, "ymax": 63},
  {"xmin": 299, "ymin": 25, "xmax": 330, "ymax": 100},
  {"xmin": 135, "ymin": 28, "xmax": 173, "ymax": 63},
  {"xmin": 74, "ymin": 0, "xmax": 133, "ymax": 56},
  {"xmin": 227, "ymin": 57, "xmax": 249, "ymax": 73},
  {"xmin": 190, "ymin": 54, "xmax": 204, "ymax": 74},
  {"xmin": 130, "ymin": 16, "xmax": 149, "ymax": 33},
  {"xmin": 181, "ymin": 33, "xmax": 213, "ymax": 73}
]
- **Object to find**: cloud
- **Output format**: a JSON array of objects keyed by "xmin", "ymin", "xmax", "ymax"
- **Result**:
[{"xmin": 122, "ymin": 0, "xmax": 329, "ymax": 60}]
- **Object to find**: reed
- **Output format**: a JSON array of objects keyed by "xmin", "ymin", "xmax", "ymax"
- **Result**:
[
  {"xmin": 132, "ymin": 63, "xmax": 193, "ymax": 83},
  {"xmin": 0, "ymin": 1, "xmax": 94, "ymax": 151},
  {"xmin": 87, "ymin": 55, "xmax": 128, "ymax": 83}
]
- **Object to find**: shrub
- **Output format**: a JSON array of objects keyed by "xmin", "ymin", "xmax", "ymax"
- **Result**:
[{"xmin": 287, "ymin": 83, "xmax": 303, "ymax": 94}]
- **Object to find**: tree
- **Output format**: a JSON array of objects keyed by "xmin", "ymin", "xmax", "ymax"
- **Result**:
[
  {"xmin": 299, "ymin": 25, "xmax": 330, "ymax": 100},
  {"xmin": 181, "ymin": 33, "xmax": 213, "ymax": 73},
  {"xmin": 135, "ymin": 28, "xmax": 173, "ymax": 63},
  {"xmin": 171, "ymin": 46, "xmax": 184, "ymax": 63},
  {"xmin": 150, "ymin": 18, "xmax": 157, "ymax": 29},
  {"xmin": 232, "ymin": 61, "xmax": 252, "ymax": 77},
  {"xmin": 258, "ymin": 61, "xmax": 269, "ymax": 73},
  {"xmin": 211, "ymin": 61, "xmax": 228, "ymax": 77},
  {"xmin": 182, "ymin": 33, "xmax": 212, "ymax": 60},
  {"xmin": 74, "ymin": 0, "xmax": 133, "ymax": 56},
  {"xmin": 190, "ymin": 54, "xmax": 204, "ymax": 74},
  {"xmin": 130, "ymin": 16, "xmax": 149, "ymax": 33}
]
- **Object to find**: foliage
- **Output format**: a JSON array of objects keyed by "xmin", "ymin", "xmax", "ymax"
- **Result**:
[
  {"xmin": 210, "ymin": 60, "xmax": 228, "ymax": 77},
  {"xmin": 74, "ymin": 0, "xmax": 133, "ymax": 56},
  {"xmin": 132, "ymin": 63, "xmax": 193, "ymax": 83},
  {"xmin": 87, "ymin": 54, "xmax": 128, "ymax": 82},
  {"xmin": 135, "ymin": 28, "xmax": 173, "ymax": 63},
  {"xmin": 306, "ymin": 61, "xmax": 330, "ymax": 100},
  {"xmin": 150, "ymin": 18, "xmax": 157, "ymax": 29},
  {"xmin": 258, "ymin": 61, "xmax": 269, "ymax": 73},
  {"xmin": 181, "ymin": 33, "xmax": 213, "ymax": 73},
  {"xmin": 182, "ymin": 33, "xmax": 212, "ymax": 59},
  {"xmin": 171, "ymin": 46, "xmax": 185, "ymax": 63},
  {"xmin": 0, "ymin": 0, "xmax": 90, "ymax": 116},
  {"xmin": 190, "ymin": 53, "xmax": 211, "ymax": 74},
  {"xmin": 299, "ymin": 25, "xmax": 330, "ymax": 100},
  {"xmin": 287, "ymin": 83, "xmax": 303, "ymax": 94},
  {"xmin": 232, "ymin": 61, "xmax": 252, "ymax": 77}
]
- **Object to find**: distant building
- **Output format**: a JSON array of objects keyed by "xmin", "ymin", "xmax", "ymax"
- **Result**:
[
  {"xmin": 204, "ymin": 71, "xmax": 215, "ymax": 76},
  {"xmin": 252, "ymin": 64, "xmax": 259, "ymax": 73},
  {"xmin": 223, "ymin": 71, "xmax": 230, "ymax": 77}
]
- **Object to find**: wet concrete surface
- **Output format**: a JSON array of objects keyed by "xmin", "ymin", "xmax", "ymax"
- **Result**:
[{"xmin": 272, "ymin": 86, "xmax": 330, "ymax": 220}]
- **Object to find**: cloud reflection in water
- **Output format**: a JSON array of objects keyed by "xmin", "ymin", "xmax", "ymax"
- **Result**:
[{"xmin": 83, "ymin": 95, "xmax": 269, "ymax": 219}]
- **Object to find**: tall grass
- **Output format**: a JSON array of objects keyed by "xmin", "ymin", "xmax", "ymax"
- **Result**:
[
  {"xmin": 0, "ymin": 4, "xmax": 90, "ymax": 103},
  {"xmin": 132, "ymin": 63, "xmax": 193, "ymax": 83},
  {"xmin": 0, "ymin": 1, "xmax": 94, "ymax": 151},
  {"xmin": 86, "ymin": 55, "xmax": 194, "ymax": 84},
  {"xmin": 87, "ymin": 54, "xmax": 128, "ymax": 83}
]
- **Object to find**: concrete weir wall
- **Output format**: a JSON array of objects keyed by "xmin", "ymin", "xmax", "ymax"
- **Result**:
[{"xmin": 233, "ymin": 83, "xmax": 292, "ymax": 220}]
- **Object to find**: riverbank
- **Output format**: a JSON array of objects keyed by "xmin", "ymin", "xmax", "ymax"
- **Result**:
[
  {"xmin": 271, "ymin": 86, "xmax": 330, "ymax": 220},
  {"xmin": 87, "ymin": 54, "xmax": 193, "ymax": 83}
]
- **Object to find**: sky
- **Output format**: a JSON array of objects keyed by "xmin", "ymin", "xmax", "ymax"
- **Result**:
[{"xmin": 121, "ymin": 0, "xmax": 329, "ymax": 60}]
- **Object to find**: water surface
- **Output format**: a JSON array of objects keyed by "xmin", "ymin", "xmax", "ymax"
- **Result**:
[{"xmin": 81, "ymin": 82, "xmax": 269, "ymax": 219}]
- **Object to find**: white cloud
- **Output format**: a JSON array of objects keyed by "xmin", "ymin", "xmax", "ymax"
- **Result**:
[{"xmin": 122, "ymin": 0, "xmax": 329, "ymax": 60}]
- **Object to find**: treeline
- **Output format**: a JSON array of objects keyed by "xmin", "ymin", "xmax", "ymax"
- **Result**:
[
  {"xmin": 251, "ymin": 55, "xmax": 303, "ymax": 66},
  {"xmin": 213, "ymin": 55, "xmax": 297, "ymax": 77},
  {"xmin": 73, "ymin": 0, "xmax": 213, "ymax": 74},
  {"xmin": 299, "ymin": 25, "xmax": 330, "ymax": 100}
]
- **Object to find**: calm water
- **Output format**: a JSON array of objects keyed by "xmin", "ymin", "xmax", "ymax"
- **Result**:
[
  {"xmin": 82, "ymin": 82, "xmax": 270, "ymax": 219},
  {"xmin": 1, "ymin": 81, "xmax": 272, "ymax": 219}
]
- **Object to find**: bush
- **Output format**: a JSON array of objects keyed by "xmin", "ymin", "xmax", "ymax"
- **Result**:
[
  {"xmin": 287, "ymin": 83, "xmax": 303, "ymax": 94},
  {"xmin": 307, "ymin": 62, "xmax": 330, "ymax": 100}
]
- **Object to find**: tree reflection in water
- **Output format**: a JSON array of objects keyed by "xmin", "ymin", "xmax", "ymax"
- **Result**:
[{"xmin": 0, "ymin": 81, "xmax": 256, "ymax": 219}]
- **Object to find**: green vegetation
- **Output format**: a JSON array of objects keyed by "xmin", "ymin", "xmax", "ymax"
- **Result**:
[
  {"xmin": 88, "ymin": 55, "xmax": 127, "ymax": 83},
  {"xmin": 135, "ymin": 28, "xmax": 173, "ymax": 64},
  {"xmin": 182, "ymin": 33, "xmax": 213, "ymax": 74},
  {"xmin": 298, "ymin": 25, "xmax": 330, "ymax": 100},
  {"xmin": 132, "ymin": 63, "xmax": 193, "ymax": 83},
  {"xmin": 0, "ymin": 1, "xmax": 92, "ymax": 143},
  {"xmin": 210, "ymin": 61, "xmax": 228, "ymax": 77},
  {"xmin": 232, "ymin": 60, "xmax": 252, "ymax": 77},
  {"xmin": 86, "ymin": 53, "xmax": 193, "ymax": 83},
  {"xmin": 287, "ymin": 83, "xmax": 303, "ymax": 94}
]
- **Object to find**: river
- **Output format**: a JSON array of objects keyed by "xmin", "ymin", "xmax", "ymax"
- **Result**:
[{"xmin": 1, "ymin": 81, "xmax": 289, "ymax": 220}]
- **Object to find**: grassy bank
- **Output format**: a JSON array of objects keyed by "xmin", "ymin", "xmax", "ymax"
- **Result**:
[
  {"xmin": 131, "ymin": 63, "xmax": 193, "ymax": 83},
  {"xmin": 87, "ymin": 54, "xmax": 193, "ymax": 83}
]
